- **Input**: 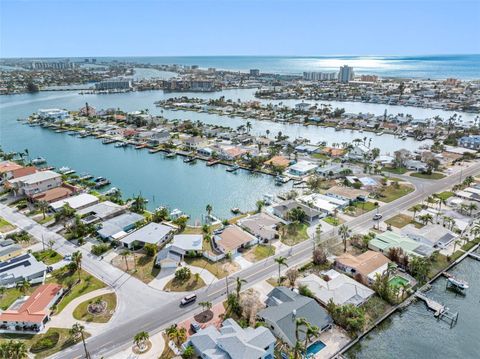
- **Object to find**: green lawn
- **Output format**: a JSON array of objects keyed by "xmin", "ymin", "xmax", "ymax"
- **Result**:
[
  {"xmin": 362, "ymin": 295, "xmax": 392, "ymax": 328},
  {"xmin": 243, "ymin": 244, "xmax": 275, "ymax": 262},
  {"xmin": 385, "ymin": 214, "xmax": 416, "ymax": 229},
  {"xmin": 311, "ymin": 153, "xmax": 330, "ymax": 160},
  {"xmin": 0, "ymin": 327, "xmax": 90, "ymax": 359},
  {"xmin": 164, "ymin": 276, "xmax": 205, "ymax": 292},
  {"xmin": 382, "ymin": 166, "xmax": 408, "ymax": 175},
  {"xmin": 323, "ymin": 216, "xmax": 342, "ymax": 226},
  {"xmin": 185, "ymin": 257, "xmax": 233, "ymax": 279},
  {"xmin": 32, "ymin": 249, "xmax": 63, "ymax": 265},
  {"xmin": 0, "ymin": 216, "xmax": 15, "ymax": 233},
  {"xmin": 72, "ymin": 293, "xmax": 117, "ymax": 323},
  {"xmin": 410, "ymin": 172, "xmax": 445, "ymax": 180},
  {"xmin": 0, "ymin": 286, "xmax": 38, "ymax": 310},
  {"xmin": 47, "ymin": 268, "xmax": 106, "ymax": 313},
  {"xmin": 35, "ymin": 215, "xmax": 54, "ymax": 225},
  {"xmin": 378, "ymin": 184, "xmax": 414, "ymax": 203},
  {"xmin": 436, "ymin": 191, "xmax": 454, "ymax": 200},
  {"xmin": 280, "ymin": 223, "xmax": 309, "ymax": 246},
  {"xmin": 345, "ymin": 201, "xmax": 377, "ymax": 217}
]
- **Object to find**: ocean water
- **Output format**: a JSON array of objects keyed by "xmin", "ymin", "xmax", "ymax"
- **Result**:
[{"xmin": 79, "ymin": 54, "xmax": 480, "ymax": 79}]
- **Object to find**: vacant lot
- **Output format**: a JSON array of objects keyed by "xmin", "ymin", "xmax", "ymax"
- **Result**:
[
  {"xmin": 384, "ymin": 214, "xmax": 423, "ymax": 229},
  {"xmin": 185, "ymin": 257, "xmax": 239, "ymax": 279},
  {"xmin": 345, "ymin": 201, "xmax": 377, "ymax": 217},
  {"xmin": 243, "ymin": 245, "xmax": 275, "ymax": 262},
  {"xmin": 378, "ymin": 184, "xmax": 414, "ymax": 203},
  {"xmin": 280, "ymin": 223, "xmax": 309, "ymax": 246},
  {"xmin": 112, "ymin": 252, "xmax": 160, "ymax": 284},
  {"xmin": 33, "ymin": 249, "xmax": 63, "ymax": 265}
]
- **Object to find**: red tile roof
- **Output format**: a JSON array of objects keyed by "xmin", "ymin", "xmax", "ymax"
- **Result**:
[
  {"xmin": 0, "ymin": 161, "xmax": 23, "ymax": 174},
  {"xmin": 0, "ymin": 284, "xmax": 62, "ymax": 323},
  {"xmin": 11, "ymin": 166, "xmax": 37, "ymax": 179}
]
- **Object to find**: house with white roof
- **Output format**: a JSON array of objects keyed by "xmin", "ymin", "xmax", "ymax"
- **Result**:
[
  {"xmin": 97, "ymin": 212, "xmax": 145, "ymax": 240},
  {"xmin": 185, "ymin": 318, "xmax": 275, "ymax": 359},
  {"xmin": 347, "ymin": 145, "xmax": 371, "ymax": 161},
  {"xmin": 50, "ymin": 193, "xmax": 99, "ymax": 212},
  {"xmin": 119, "ymin": 222, "xmax": 174, "ymax": 249},
  {"xmin": 288, "ymin": 161, "xmax": 318, "ymax": 177},
  {"xmin": 297, "ymin": 271, "xmax": 374, "ymax": 307},
  {"xmin": 298, "ymin": 193, "xmax": 349, "ymax": 216}
]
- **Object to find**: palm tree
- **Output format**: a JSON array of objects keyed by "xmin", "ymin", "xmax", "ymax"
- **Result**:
[
  {"xmin": 168, "ymin": 326, "xmax": 187, "ymax": 346},
  {"xmin": 235, "ymin": 277, "xmax": 246, "ymax": 300},
  {"xmin": 37, "ymin": 200, "xmax": 49, "ymax": 219},
  {"xmin": 16, "ymin": 279, "xmax": 30, "ymax": 295},
  {"xmin": 0, "ymin": 340, "xmax": 28, "ymax": 359},
  {"xmin": 206, "ymin": 204, "xmax": 213, "ymax": 217},
  {"xmin": 453, "ymin": 239, "xmax": 462, "ymax": 252},
  {"xmin": 198, "ymin": 301, "xmax": 212, "ymax": 313},
  {"xmin": 468, "ymin": 203, "xmax": 478, "ymax": 216},
  {"xmin": 246, "ymin": 121, "xmax": 252, "ymax": 133},
  {"xmin": 133, "ymin": 331, "xmax": 149, "ymax": 350},
  {"xmin": 256, "ymin": 200, "xmax": 265, "ymax": 213},
  {"xmin": 304, "ymin": 324, "xmax": 320, "ymax": 350},
  {"xmin": 70, "ymin": 323, "xmax": 90, "ymax": 359},
  {"xmin": 274, "ymin": 256, "xmax": 288, "ymax": 284},
  {"xmin": 294, "ymin": 317, "xmax": 308, "ymax": 359},
  {"xmin": 121, "ymin": 250, "xmax": 131, "ymax": 271},
  {"xmin": 411, "ymin": 204, "xmax": 422, "ymax": 219},
  {"xmin": 418, "ymin": 213, "xmax": 433, "ymax": 226},
  {"xmin": 338, "ymin": 224, "xmax": 351, "ymax": 253},
  {"xmin": 72, "ymin": 250, "xmax": 83, "ymax": 281},
  {"xmin": 383, "ymin": 262, "xmax": 397, "ymax": 277}
]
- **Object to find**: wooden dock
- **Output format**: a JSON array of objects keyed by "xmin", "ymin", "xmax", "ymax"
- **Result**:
[{"xmin": 414, "ymin": 292, "xmax": 445, "ymax": 316}]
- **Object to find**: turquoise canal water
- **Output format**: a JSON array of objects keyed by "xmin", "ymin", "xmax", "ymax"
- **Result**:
[
  {"xmin": 347, "ymin": 254, "xmax": 480, "ymax": 359},
  {"xmin": 0, "ymin": 88, "xmax": 476, "ymax": 221}
]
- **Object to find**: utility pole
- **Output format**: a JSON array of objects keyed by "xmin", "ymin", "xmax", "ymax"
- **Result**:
[{"xmin": 225, "ymin": 275, "xmax": 229, "ymax": 295}]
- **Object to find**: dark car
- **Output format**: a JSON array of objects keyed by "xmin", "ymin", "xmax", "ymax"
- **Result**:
[
  {"xmin": 373, "ymin": 213, "xmax": 383, "ymax": 221},
  {"xmin": 190, "ymin": 321, "xmax": 201, "ymax": 333}
]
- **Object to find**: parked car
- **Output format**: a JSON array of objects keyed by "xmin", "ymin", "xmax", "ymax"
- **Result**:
[
  {"xmin": 190, "ymin": 321, "xmax": 201, "ymax": 333},
  {"xmin": 373, "ymin": 213, "xmax": 383, "ymax": 220}
]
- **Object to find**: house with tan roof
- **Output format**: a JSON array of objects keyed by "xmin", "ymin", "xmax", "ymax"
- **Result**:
[
  {"xmin": 213, "ymin": 226, "xmax": 258, "ymax": 254},
  {"xmin": 264, "ymin": 155, "xmax": 291, "ymax": 169},
  {"xmin": 334, "ymin": 250, "xmax": 390, "ymax": 284},
  {"xmin": 0, "ymin": 283, "xmax": 63, "ymax": 333}
]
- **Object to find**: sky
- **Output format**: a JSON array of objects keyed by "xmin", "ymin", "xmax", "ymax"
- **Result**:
[{"xmin": 1, "ymin": 0, "xmax": 479, "ymax": 58}]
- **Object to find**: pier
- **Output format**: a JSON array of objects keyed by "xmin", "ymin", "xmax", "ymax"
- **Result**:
[
  {"xmin": 467, "ymin": 252, "xmax": 480, "ymax": 261},
  {"xmin": 414, "ymin": 291, "xmax": 459, "ymax": 327}
]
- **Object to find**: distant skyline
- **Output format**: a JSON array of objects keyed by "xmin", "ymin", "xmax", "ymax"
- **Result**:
[{"xmin": 1, "ymin": 0, "xmax": 479, "ymax": 58}]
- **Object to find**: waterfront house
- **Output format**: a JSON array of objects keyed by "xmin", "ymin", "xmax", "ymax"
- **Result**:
[
  {"xmin": 77, "ymin": 201, "xmax": 125, "ymax": 224},
  {"xmin": 347, "ymin": 145, "xmax": 371, "ymax": 161},
  {"xmin": 326, "ymin": 186, "xmax": 368, "ymax": 202},
  {"xmin": 169, "ymin": 234, "xmax": 203, "ymax": 256},
  {"xmin": 272, "ymin": 200, "xmax": 321, "ymax": 224},
  {"xmin": 321, "ymin": 147, "xmax": 346, "ymax": 158},
  {"xmin": 30, "ymin": 183, "xmax": 78, "ymax": 204},
  {"xmin": 213, "ymin": 225, "xmax": 258, "ymax": 255},
  {"xmin": 0, "ymin": 283, "xmax": 63, "ymax": 333},
  {"xmin": 119, "ymin": 222, "xmax": 174, "ymax": 249},
  {"xmin": 155, "ymin": 247, "xmax": 182, "ymax": 269},
  {"xmin": 264, "ymin": 155, "xmax": 291, "ymax": 169},
  {"xmin": 183, "ymin": 136, "xmax": 210, "ymax": 151},
  {"xmin": 237, "ymin": 212, "xmax": 281, "ymax": 242},
  {"xmin": 298, "ymin": 193, "xmax": 348, "ymax": 217},
  {"xmin": 316, "ymin": 164, "xmax": 345, "ymax": 179},
  {"xmin": 184, "ymin": 318, "xmax": 276, "ymax": 359},
  {"xmin": 0, "ymin": 239, "xmax": 22, "ymax": 261},
  {"xmin": 369, "ymin": 232, "xmax": 434, "ymax": 258},
  {"xmin": 297, "ymin": 271, "xmax": 374, "ymax": 307},
  {"xmin": 0, "ymin": 253, "xmax": 47, "ymax": 287},
  {"xmin": 294, "ymin": 144, "xmax": 321, "ymax": 154},
  {"xmin": 6, "ymin": 170, "xmax": 62, "ymax": 197},
  {"xmin": 404, "ymin": 159, "xmax": 428, "ymax": 172},
  {"xmin": 288, "ymin": 161, "xmax": 318, "ymax": 177},
  {"xmin": 257, "ymin": 286, "xmax": 333, "ymax": 348},
  {"xmin": 219, "ymin": 146, "xmax": 248, "ymax": 161},
  {"xmin": 401, "ymin": 223, "xmax": 457, "ymax": 249},
  {"xmin": 0, "ymin": 162, "xmax": 36, "ymax": 182},
  {"xmin": 334, "ymin": 250, "xmax": 390, "ymax": 285},
  {"xmin": 198, "ymin": 147, "xmax": 214, "ymax": 158},
  {"xmin": 97, "ymin": 212, "xmax": 145, "ymax": 240},
  {"xmin": 50, "ymin": 193, "xmax": 99, "ymax": 212}
]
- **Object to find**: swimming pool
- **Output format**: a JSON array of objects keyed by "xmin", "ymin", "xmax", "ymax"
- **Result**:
[
  {"xmin": 305, "ymin": 341, "xmax": 326, "ymax": 357},
  {"xmin": 388, "ymin": 275, "xmax": 409, "ymax": 287}
]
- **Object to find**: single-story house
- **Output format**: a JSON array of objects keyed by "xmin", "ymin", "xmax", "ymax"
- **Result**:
[
  {"xmin": 0, "ymin": 283, "xmax": 63, "ymax": 333},
  {"xmin": 404, "ymin": 159, "xmax": 428, "ymax": 172},
  {"xmin": 257, "ymin": 287, "xmax": 333, "ymax": 348},
  {"xmin": 185, "ymin": 318, "xmax": 276, "ymax": 359},
  {"xmin": 288, "ymin": 161, "xmax": 318, "ymax": 177},
  {"xmin": 97, "ymin": 212, "xmax": 145, "ymax": 240},
  {"xmin": 348, "ymin": 145, "xmax": 371, "ymax": 161},
  {"xmin": 334, "ymin": 250, "xmax": 390, "ymax": 284},
  {"xmin": 298, "ymin": 193, "xmax": 349, "ymax": 216},
  {"xmin": 316, "ymin": 164, "xmax": 345, "ymax": 179},
  {"xmin": 119, "ymin": 222, "xmax": 174, "ymax": 249},
  {"xmin": 264, "ymin": 155, "xmax": 291, "ymax": 169},
  {"xmin": 155, "ymin": 246, "xmax": 182, "ymax": 268},
  {"xmin": 326, "ymin": 186, "xmax": 368, "ymax": 202},
  {"xmin": 369, "ymin": 232, "xmax": 434, "ymax": 258},
  {"xmin": 402, "ymin": 223, "xmax": 457, "ymax": 249},
  {"xmin": 238, "ymin": 213, "xmax": 281, "ymax": 242},
  {"xmin": 213, "ymin": 226, "xmax": 258, "ymax": 254},
  {"xmin": 77, "ymin": 201, "xmax": 125, "ymax": 224},
  {"xmin": 294, "ymin": 144, "xmax": 321, "ymax": 154},
  {"xmin": 0, "ymin": 239, "xmax": 23, "ymax": 261},
  {"xmin": 50, "ymin": 193, "xmax": 99, "ymax": 212},
  {"xmin": 0, "ymin": 254, "xmax": 47, "ymax": 287},
  {"xmin": 272, "ymin": 200, "xmax": 321, "ymax": 224},
  {"xmin": 169, "ymin": 234, "xmax": 203, "ymax": 255},
  {"xmin": 297, "ymin": 271, "xmax": 374, "ymax": 307}
]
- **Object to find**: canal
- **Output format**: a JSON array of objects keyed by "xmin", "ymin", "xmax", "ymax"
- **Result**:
[{"xmin": 346, "ymin": 252, "xmax": 480, "ymax": 359}]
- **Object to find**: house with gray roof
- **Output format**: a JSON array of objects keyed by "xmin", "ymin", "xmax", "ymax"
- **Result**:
[
  {"xmin": 257, "ymin": 287, "xmax": 333, "ymax": 347},
  {"xmin": 238, "ymin": 213, "xmax": 281, "ymax": 241},
  {"xmin": 97, "ymin": 212, "xmax": 144, "ymax": 240},
  {"xmin": 402, "ymin": 223, "xmax": 457, "ymax": 249},
  {"xmin": 77, "ymin": 201, "xmax": 125, "ymax": 224},
  {"xmin": 0, "ymin": 254, "xmax": 47, "ymax": 287},
  {"xmin": 185, "ymin": 318, "xmax": 275, "ymax": 359},
  {"xmin": 0, "ymin": 239, "xmax": 22, "ymax": 261},
  {"xmin": 272, "ymin": 200, "xmax": 321, "ymax": 224}
]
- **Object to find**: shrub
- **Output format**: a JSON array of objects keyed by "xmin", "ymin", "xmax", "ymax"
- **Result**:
[
  {"xmin": 175, "ymin": 267, "xmax": 191, "ymax": 281},
  {"xmin": 313, "ymin": 247, "xmax": 327, "ymax": 265},
  {"xmin": 144, "ymin": 243, "xmax": 157, "ymax": 257},
  {"xmin": 30, "ymin": 331, "xmax": 60, "ymax": 353},
  {"xmin": 91, "ymin": 243, "xmax": 109, "ymax": 256},
  {"xmin": 298, "ymin": 284, "xmax": 314, "ymax": 298}
]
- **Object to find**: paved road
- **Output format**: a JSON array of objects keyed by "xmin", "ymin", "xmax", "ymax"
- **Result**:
[{"xmin": 2, "ymin": 163, "xmax": 479, "ymax": 359}]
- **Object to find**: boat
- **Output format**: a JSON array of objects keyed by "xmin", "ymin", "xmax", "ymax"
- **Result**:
[
  {"xmin": 226, "ymin": 164, "xmax": 239, "ymax": 172},
  {"xmin": 376, "ymin": 131, "xmax": 384, "ymax": 136},
  {"xmin": 68, "ymin": 132, "xmax": 78, "ymax": 136},
  {"xmin": 164, "ymin": 152, "xmax": 177, "ymax": 158},
  {"xmin": 183, "ymin": 156, "xmax": 197, "ymax": 163},
  {"xmin": 275, "ymin": 175, "xmax": 290, "ymax": 185},
  {"xmin": 102, "ymin": 138, "xmax": 116, "ymax": 145},
  {"xmin": 114, "ymin": 142, "xmax": 128, "ymax": 148},
  {"xmin": 148, "ymin": 148, "xmax": 162, "ymax": 153},
  {"xmin": 206, "ymin": 159, "xmax": 220, "ymax": 166},
  {"xmin": 447, "ymin": 277, "xmax": 469, "ymax": 290},
  {"xmin": 263, "ymin": 193, "xmax": 275, "ymax": 205},
  {"xmin": 32, "ymin": 157, "xmax": 47, "ymax": 165},
  {"xmin": 78, "ymin": 174, "xmax": 93, "ymax": 181},
  {"xmin": 230, "ymin": 207, "xmax": 241, "ymax": 214},
  {"xmin": 104, "ymin": 187, "xmax": 119, "ymax": 196},
  {"xmin": 135, "ymin": 144, "xmax": 147, "ymax": 150},
  {"xmin": 170, "ymin": 208, "xmax": 187, "ymax": 220},
  {"xmin": 93, "ymin": 177, "xmax": 111, "ymax": 188}
]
